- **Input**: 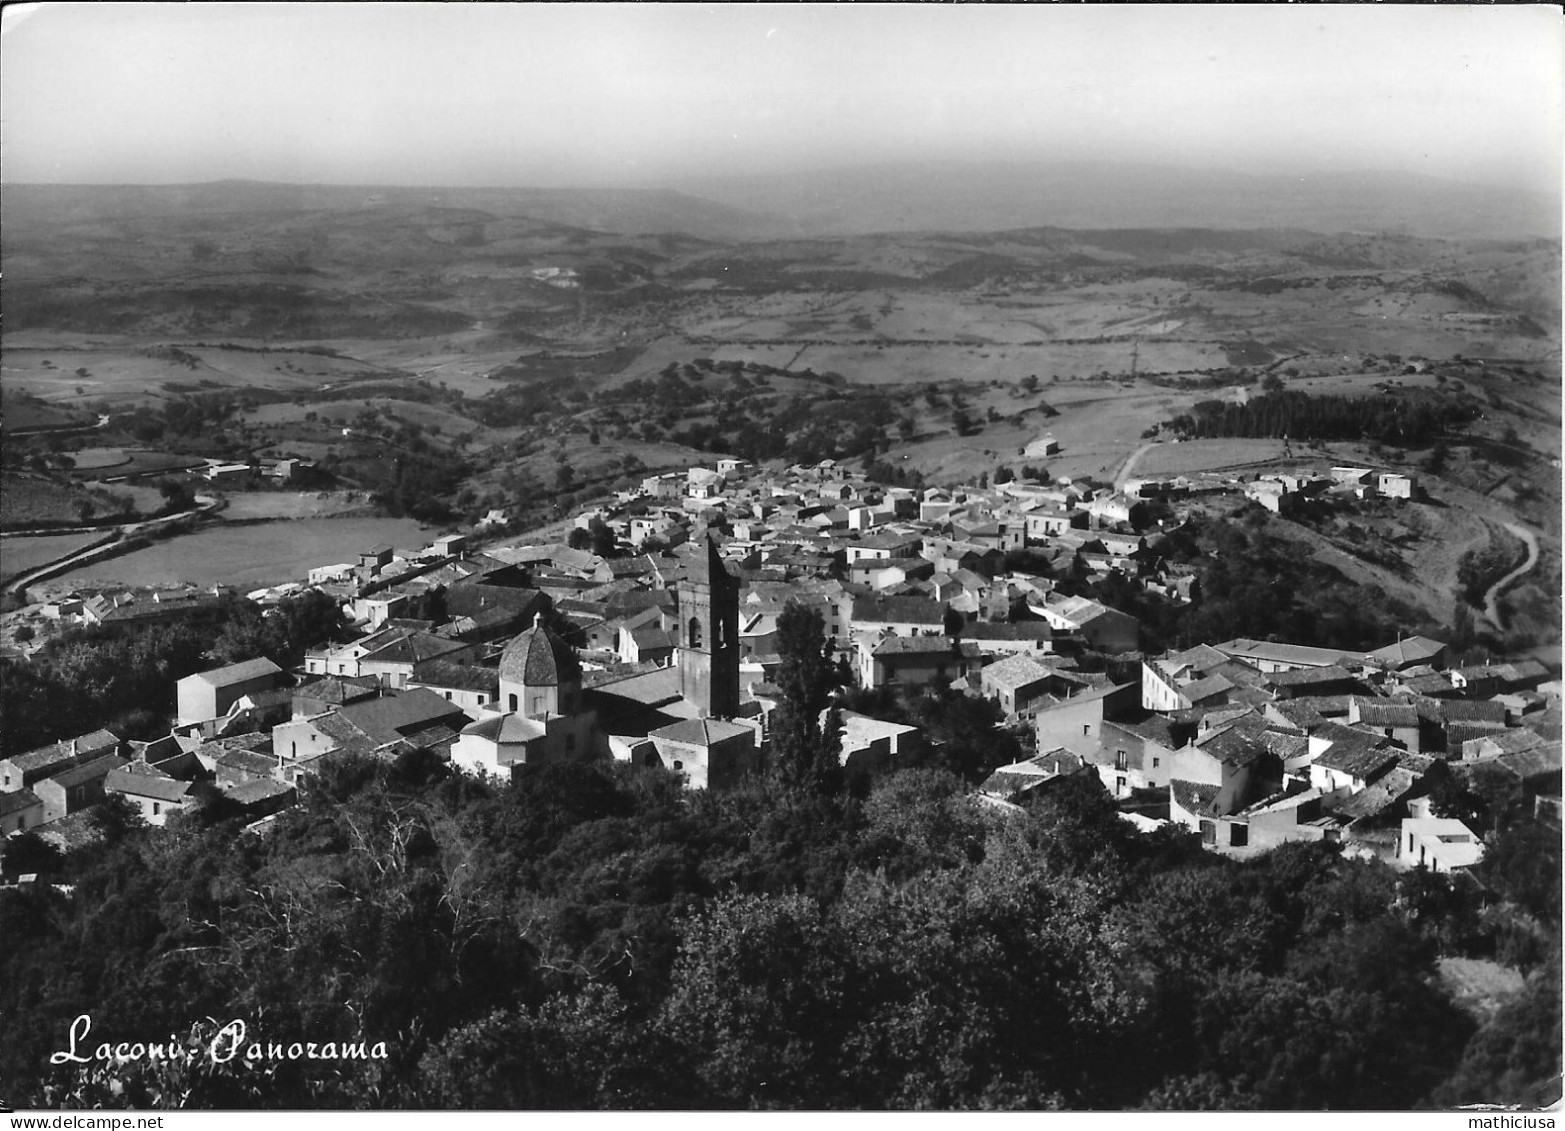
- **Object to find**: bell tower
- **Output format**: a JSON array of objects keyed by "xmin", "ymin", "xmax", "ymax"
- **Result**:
[{"xmin": 677, "ymin": 536, "xmax": 740, "ymax": 718}]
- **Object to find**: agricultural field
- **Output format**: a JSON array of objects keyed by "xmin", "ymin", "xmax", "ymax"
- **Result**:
[
  {"xmin": 50, "ymin": 515, "xmax": 439, "ymax": 591},
  {"xmin": 1, "ymin": 185, "xmax": 1557, "ymax": 641},
  {"xmin": 215, "ymin": 490, "xmax": 374, "ymax": 520},
  {"xmin": 0, "ymin": 531, "xmax": 112, "ymax": 585},
  {"xmin": 0, "ymin": 472, "xmax": 114, "ymax": 528}
]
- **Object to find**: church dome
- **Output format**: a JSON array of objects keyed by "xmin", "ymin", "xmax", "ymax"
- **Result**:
[{"xmin": 498, "ymin": 615, "xmax": 581, "ymax": 686}]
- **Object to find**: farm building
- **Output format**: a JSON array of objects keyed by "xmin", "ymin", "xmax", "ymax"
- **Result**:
[{"xmin": 1024, "ymin": 433, "xmax": 1061, "ymax": 458}]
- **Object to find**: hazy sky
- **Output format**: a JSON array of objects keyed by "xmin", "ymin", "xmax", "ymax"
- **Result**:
[{"xmin": 3, "ymin": 2, "xmax": 1560, "ymax": 193}]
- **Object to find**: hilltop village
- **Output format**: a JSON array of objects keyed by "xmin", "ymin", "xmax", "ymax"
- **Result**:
[{"xmin": 2, "ymin": 453, "xmax": 1558, "ymax": 873}]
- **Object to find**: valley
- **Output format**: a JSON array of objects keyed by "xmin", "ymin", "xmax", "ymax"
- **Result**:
[{"xmin": 1, "ymin": 181, "xmax": 1559, "ymax": 648}]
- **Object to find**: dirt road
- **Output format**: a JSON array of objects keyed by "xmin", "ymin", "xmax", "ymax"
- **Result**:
[
  {"xmin": 1483, "ymin": 522, "xmax": 1540, "ymax": 630},
  {"xmin": 1113, "ymin": 441, "xmax": 1159, "ymax": 489}
]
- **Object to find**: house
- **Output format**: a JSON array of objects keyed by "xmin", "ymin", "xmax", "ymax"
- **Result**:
[
  {"xmin": 1, "ymin": 729, "xmax": 122, "ymax": 793},
  {"xmin": 356, "ymin": 632, "xmax": 478, "ymax": 689},
  {"xmin": 0, "ymin": 789, "xmax": 44, "ymax": 836},
  {"xmin": 1034, "ymin": 682, "xmax": 1139, "ymax": 752},
  {"xmin": 1377, "ymin": 472, "xmax": 1416, "ymax": 499},
  {"xmin": 647, "ymin": 717, "xmax": 759, "ymax": 791},
  {"xmin": 619, "ymin": 622, "xmax": 676, "ymax": 667},
  {"xmin": 176, "ymin": 658, "xmax": 285, "ymax": 726},
  {"xmin": 1396, "ymin": 817, "xmax": 1483, "ymax": 872},
  {"xmin": 1215, "ymin": 638, "xmax": 1367, "ymax": 673},
  {"xmin": 104, "ymin": 766, "xmax": 196, "ymax": 826},
  {"xmin": 858, "ymin": 635, "xmax": 984, "ymax": 690},
  {"xmin": 274, "ymin": 687, "xmax": 472, "ymax": 772},
  {"xmin": 1167, "ymin": 725, "xmax": 1284, "ymax": 850},
  {"xmin": 978, "ymin": 749, "xmax": 1095, "ymax": 803},
  {"xmin": 835, "ymin": 712, "xmax": 925, "ymax": 776},
  {"xmin": 292, "ymin": 674, "xmax": 383, "ymax": 719},
  {"xmin": 850, "ymin": 595, "xmax": 946, "ymax": 638},
  {"xmin": 961, "ymin": 620, "xmax": 1055, "ymax": 657},
  {"xmin": 226, "ymin": 778, "xmax": 298, "ymax": 820},
  {"xmin": 406, "ymin": 662, "xmax": 501, "ymax": 721},
  {"xmin": 1094, "ymin": 715, "xmax": 1185, "ymax": 797},
  {"xmin": 34, "ymin": 754, "xmax": 128, "ymax": 824},
  {"xmin": 1023, "ymin": 505, "xmax": 1087, "ymax": 542},
  {"xmin": 1369, "ymin": 636, "xmax": 1447, "ymax": 671},
  {"xmin": 979, "ymin": 653, "xmax": 1066, "ymax": 719},
  {"xmin": 1032, "ymin": 595, "xmax": 1138, "ymax": 653},
  {"xmin": 1308, "ymin": 740, "xmax": 1400, "ymax": 798},
  {"xmin": 1346, "ymin": 698, "xmax": 1423, "ymax": 753}
]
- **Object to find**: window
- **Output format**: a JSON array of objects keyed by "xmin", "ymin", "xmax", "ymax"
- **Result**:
[
  {"xmin": 152, "ymin": 802, "xmax": 161, "ymax": 817},
  {"xmin": 1082, "ymin": 724, "xmax": 1091, "ymax": 736},
  {"xmin": 1152, "ymin": 757, "xmax": 1160, "ymax": 768},
  {"xmin": 1114, "ymin": 750, "xmax": 1128, "ymax": 771},
  {"xmin": 477, "ymin": 694, "xmax": 487, "ymax": 705},
  {"xmin": 1116, "ymin": 775, "xmax": 1127, "ymax": 797},
  {"xmin": 530, "ymin": 695, "xmax": 547, "ymax": 716},
  {"xmin": 688, "ymin": 617, "xmax": 703, "ymax": 648},
  {"xmin": 445, "ymin": 691, "xmax": 453, "ymax": 700},
  {"xmin": 509, "ymin": 694, "xmax": 519, "ymax": 712},
  {"xmin": 1230, "ymin": 824, "xmax": 1248, "ymax": 848}
]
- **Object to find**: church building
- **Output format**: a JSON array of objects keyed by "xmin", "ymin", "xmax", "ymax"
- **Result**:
[{"xmin": 452, "ymin": 537, "xmax": 760, "ymax": 788}]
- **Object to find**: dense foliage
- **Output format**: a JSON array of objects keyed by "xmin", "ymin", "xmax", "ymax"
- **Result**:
[
  {"xmin": 3, "ymin": 754, "xmax": 1554, "ymax": 1110},
  {"xmin": 1125, "ymin": 510, "xmax": 1443, "ymax": 653},
  {"xmin": 0, "ymin": 592, "xmax": 345, "ymax": 749},
  {"xmin": 1167, "ymin": 390, "xmax": 1480, "ymax": 447}
]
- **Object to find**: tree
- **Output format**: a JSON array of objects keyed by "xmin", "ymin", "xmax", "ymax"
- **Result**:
[
  {"xmin": 942, "ymin": 606, "xmax": 965, "ymax": 638},
  {"xmin": 1261, "ymin": 373, "xmax": 1286, "ymax": 395},
  {"xmin": 769, "ymin": 603, "xmax": 843, "ymax": 796}
]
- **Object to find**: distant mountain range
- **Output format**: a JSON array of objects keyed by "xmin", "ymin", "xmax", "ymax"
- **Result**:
[
  {"xmin": 4, "ymin": 161, "xmax": 1558, "ymax": 244},
  {"xmin": 665, "ymin": 161, "xmax": 1562, "ymax": 243}
]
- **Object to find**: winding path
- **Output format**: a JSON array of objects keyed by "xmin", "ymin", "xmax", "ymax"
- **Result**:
[
  {"xmin": 1113, "ymin": 440, "xmax": 1160, "ymax": 489},
  {"xmin": 1483, "ymin": 522, "xmax": 1540, "ymax": 630}
]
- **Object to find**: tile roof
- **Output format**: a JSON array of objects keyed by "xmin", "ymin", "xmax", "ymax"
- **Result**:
[
  {"xmin": 188, "ymin": 657, "xmax": 283, "ymax": 686},
  {"xmin": 980, "ymin": 653, "xmax": 1056, "ymax": 692},
  {"xmin": 411, "ymin": 661, "xmax": 500, "ymax": 694},
  {"xmin": 1265, "ymin": 665, "xmax": 1359, "ymax": 688},
  {"xmin": 217, "ymin": 749, "xmax": 280, "ymax": 777},
  {"xmin": 873, "ymin": 635, "xmax": 983, "ymax": 658},
  {"xmin": 225, "ymin": 779, "xmax": 297, "ymax": 806},
  {"xmin": 650, "ymin": 717, "xmax": 754, "ymax": 747},
  {"xmin": 1497, "ymin": 741, "xmax": 1562, "ymax": 780},
  {"xmin": 1216, "ymin": 638, "xmax": 1368, "ymax": 668},
  {"xmin": 44, "ymin": 754, "xmax": 128, "ymax": 790},
  {"xmin": 1195, "ymin": 724, "xmax": 1276, "ymax": 768},
  {"xmin": 1312, "ymin": 743, "xmax": 1400, "ymax": 781},
  {"xmin": 1353, "ymin": 701, "xmax": 1421, "ymax": 729},
  {"xmin": 105, "ymin": 769, "xmax": 192, "ymax": 804},
  {"xmin": 0, "ymin": 789, "xmax": 42, "ymax": 817},
  {"xmin": 462, "ymin": 712, "xmax": 546, "ymax": 747},
  {"xmin": 1170, "ymin": 779, "xmax": 1223, "ymax": 817}
]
